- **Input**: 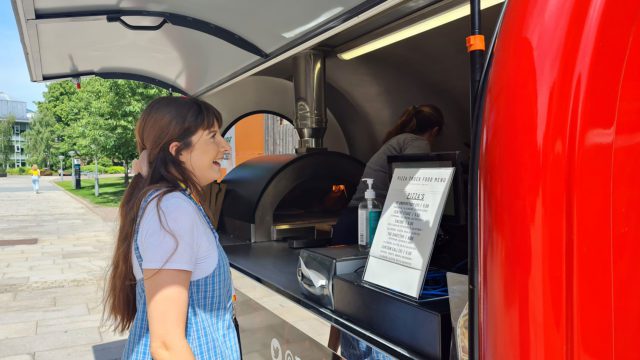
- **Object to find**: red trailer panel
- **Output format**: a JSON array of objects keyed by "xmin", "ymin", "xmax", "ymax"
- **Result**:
[{"xmin": 479, "ymin": 1, "xmax": 640, "ymax": 358}]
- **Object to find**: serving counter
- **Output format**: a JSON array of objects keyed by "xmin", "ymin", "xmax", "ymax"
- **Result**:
[{"xmin": 221, "ymin": 236, "xmax": 452, "ymax": 360}]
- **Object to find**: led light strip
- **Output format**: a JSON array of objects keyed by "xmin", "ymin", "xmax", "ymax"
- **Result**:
[{"xmin": 338, "ymin": 0, "xmax": 505, "ymax": 60}]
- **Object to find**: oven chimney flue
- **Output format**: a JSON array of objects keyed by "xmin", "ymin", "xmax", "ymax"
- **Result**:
[{"xmin": 293, "ymin": 50, "xmax": 327, "ymax": 153}]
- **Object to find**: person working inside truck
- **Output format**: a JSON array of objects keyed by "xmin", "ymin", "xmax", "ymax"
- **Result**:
[
  {"xmin": 332, "ymin": 104, "xmax": 444, "ymax": 245},
  {"xmin": 331, "ymin": 104, "xmax": 443, "ymax": 359},
  {"xmin": 104, "ymin": 97, "xmax": 241, "ymax": 360}
]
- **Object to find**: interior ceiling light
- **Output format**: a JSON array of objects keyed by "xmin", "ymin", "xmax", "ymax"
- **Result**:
[
  {"xmin": 338, "ymin": 0, "xmax": 504, "ymax": 60},
  {"xmin": 282, "ymin": 7, "xmax": 344, "ymax": 38}
]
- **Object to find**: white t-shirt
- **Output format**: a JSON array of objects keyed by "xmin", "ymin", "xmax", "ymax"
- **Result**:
[{"xmin": 132, "ymin": 191, "xmax": 218, "ymax": 281}]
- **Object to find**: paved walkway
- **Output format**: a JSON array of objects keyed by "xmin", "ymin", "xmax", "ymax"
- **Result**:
[
  {"xmin": 0, "ymin": 175, "xmax": 126, "ymax": 359},
  {"xmin": 0, "ymin": 175, "xmax": 331, "ymax": 359}
]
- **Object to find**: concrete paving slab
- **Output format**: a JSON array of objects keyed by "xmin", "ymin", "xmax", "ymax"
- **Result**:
[
  {"xmin": 0, "ymin": 355, "xmax": 34, "ymax": 360},
  {"xmin": 0, "ymin": 327, "xmax": 101, "ymax": 358},
  {"xmin": 0, "ymin": 296, "xmax": 55, "ymax": 312},
  {"xmin": 0, "ymin": 304, "xmax": 89, "ymax": 325},
  {"xmin": 13, "ymin": 284, "xmax": 100, "ymax": 300},
  {"xmin": 0, "ymin": 321, "xmax": 37, "ymax": 340},
  {"xmin": 34, "ymin": 345, "xmax": 95, "ymax": 360},
  {"xmin": 0, "ymin": 277, "xmax": 28, "ymax": 286},
  {"xmin": 37, "ymin": 313, "xmax": 103, "ymax": 334}
]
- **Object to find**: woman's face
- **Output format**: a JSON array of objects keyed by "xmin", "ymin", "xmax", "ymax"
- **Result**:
[{"xmin": 178, "ymin": 123, "xmax": 230, "ymax": 187}]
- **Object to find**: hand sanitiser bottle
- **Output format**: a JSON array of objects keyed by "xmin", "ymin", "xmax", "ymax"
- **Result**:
[{"xmin": 358, "ymin": 178, "xmax": 382, "ymax": 251}]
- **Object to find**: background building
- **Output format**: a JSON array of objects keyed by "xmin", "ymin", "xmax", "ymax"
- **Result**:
[
  {"xmin": 0, "ymin": 91, "xmax": 32, "ymax": 167},
  {"xmin": 220, "ymin": 113, "xmax": 298, "ymax": 179}
]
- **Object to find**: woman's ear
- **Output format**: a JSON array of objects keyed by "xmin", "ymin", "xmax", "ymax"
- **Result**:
[
  {"xmin": 432, "ymin": 127, "xmax": 441, "ymax": 137},
  {"xmin": 168, "ymin": 141, "xmax": 181, "ymax": 157}
]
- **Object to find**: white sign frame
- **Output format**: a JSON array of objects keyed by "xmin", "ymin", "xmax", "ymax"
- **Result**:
[{"xmin": 363, "ymin": 167, "xmax": 455, "ymax": 298}]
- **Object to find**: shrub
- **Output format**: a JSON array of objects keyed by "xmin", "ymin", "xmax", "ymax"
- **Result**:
[
  {"xmin": 106, "ymin": 166, "xmax": 125, "ymax": 174},
  {"xmin": 78, "ymin": 165, "xmax": 125, "ymax": 174},
  {"xmin": 98, "ymin": 158, "xmax": 113, "ymax": 168},
  {"xmin": 40, "ymin": 169, "xmax": 53, "ymax": 176},
  {"xmin": 7, "ymin": 167, "xmax": 29, "ymax": 175},
  {"xmin": 0, "ymin": 167, "xmax": 6, "ymax": 175},
  {"xmin": 81, "ymin": 165, "xmax": 108, "ymax": 174}
]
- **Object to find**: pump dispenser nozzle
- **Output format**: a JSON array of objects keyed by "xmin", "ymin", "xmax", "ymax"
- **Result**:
[{"xmin": 362, "ymin": 178, "xmax": 376, "ymax": 200}]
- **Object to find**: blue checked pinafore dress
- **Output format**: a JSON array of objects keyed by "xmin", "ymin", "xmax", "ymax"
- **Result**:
[{"xmin": 122, "ymin": 189, "xmax": 241, "ymax": 359}]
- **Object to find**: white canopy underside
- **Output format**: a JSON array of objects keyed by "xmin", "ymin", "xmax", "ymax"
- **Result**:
[{"xmin": 13, "ymin": 0, "xmax": 392, "ymax": 95}]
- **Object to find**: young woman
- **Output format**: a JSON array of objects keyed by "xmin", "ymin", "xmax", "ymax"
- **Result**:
[
  {"xmin": 332, "ymin": 104, "xmax": 444, "ymax": 244},
  {"xmin": 104, "ymin": 96, "xmax": 239, "ymax": 360},
  {"xmin": 30, "ymin": 164, "xmax": 40, "ymax": 193}
]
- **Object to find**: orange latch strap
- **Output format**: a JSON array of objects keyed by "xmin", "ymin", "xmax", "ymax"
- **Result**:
[{"xmin": 466, "ymin": 35, "xmax": 486, "ymax": 52}]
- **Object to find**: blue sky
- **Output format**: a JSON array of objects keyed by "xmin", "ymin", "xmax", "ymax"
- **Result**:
[{"xmin": 0, "ymin": 2, "xmax": 47, "ymax": 110}]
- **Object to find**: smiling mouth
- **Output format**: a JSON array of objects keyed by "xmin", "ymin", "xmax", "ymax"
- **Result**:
[{"xmin": 213, "ymin": 160, "xmax": 221, "ymax": 167}]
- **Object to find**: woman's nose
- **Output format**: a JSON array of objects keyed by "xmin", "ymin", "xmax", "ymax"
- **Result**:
[{"xmin": 222, "ymin": 138, "xmax": 231, "ymax": 153}]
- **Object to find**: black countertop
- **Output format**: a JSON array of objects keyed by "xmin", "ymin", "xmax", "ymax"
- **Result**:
[{"xmin": 221, "ymin": 236, "xmax": 451, "ymax": 359}]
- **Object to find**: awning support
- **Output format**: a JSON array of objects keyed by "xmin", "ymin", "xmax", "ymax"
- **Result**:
[
  {"xmin": 468, "ymin": 0, "xmax": 485, "ymax": 359},
  {"xmin": 36, "ymin": 10, "xmax": 269, "ymax": 59}
]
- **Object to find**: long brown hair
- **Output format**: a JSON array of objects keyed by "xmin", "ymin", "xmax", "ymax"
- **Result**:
[
  {"xmin": 104, "ymin": 96, "xmax": 223, "ymax": 333},
  {"xmin": 382, "ymin": 104, "xmax": 444, "ymax": 144}
]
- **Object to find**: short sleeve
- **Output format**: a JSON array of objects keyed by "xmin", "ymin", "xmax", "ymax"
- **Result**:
[{"xmin": 136, "ymin": 193, "xmax": 201, "ymax": 272}]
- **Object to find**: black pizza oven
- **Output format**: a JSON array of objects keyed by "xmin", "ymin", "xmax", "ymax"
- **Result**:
[{"xmin": 219, "ymin": 151, "xmax": 364, "ymax": 243}]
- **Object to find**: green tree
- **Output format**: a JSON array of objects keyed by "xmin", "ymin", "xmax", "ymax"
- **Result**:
[
  {"xmin": 39, "ymin": 77, "xmax": 169, "ymax": 186},
  {"xmin": 37, "ymin": 81, "xmax": 82, "ymax": 127},
  {"xmin": 24, "ymin": 110, "xmax": 57, "ymax": 168},
  {"xmin": 36, "ymin": 81, "xmax": 83, "ymax": 160},
  {"xmin": 0, "ymin": 115, "xmax": 16, "ymax": 169},
  {"xmin": 102, "ymin": 80, "xmax": 169, "ymax": 184},
  {"xmin": 66, "ymin": 78, "xmax": 112, "ymax": 160},
  {"xmin": 68, "ymin": 113, "xmax": 111, "ymax": 196}
]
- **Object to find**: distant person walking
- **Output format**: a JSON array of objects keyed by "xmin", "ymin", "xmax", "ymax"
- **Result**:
[{"xmin": 30, "ymin": 165, "xmax": 40, "ymax": 193}]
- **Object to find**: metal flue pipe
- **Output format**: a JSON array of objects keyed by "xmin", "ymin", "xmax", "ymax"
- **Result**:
[{"xmin": 292, "ymin": 50, "xmax": 327, "ymax": 153}]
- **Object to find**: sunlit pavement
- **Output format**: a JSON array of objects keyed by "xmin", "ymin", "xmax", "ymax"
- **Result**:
[{"xmin": 0, "ymin": 175, "xmax": 125, "ymax": 359}]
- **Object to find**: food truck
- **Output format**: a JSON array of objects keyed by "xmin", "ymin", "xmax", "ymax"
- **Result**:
[{"xmin": 12, "ymin": 0, "xmax": 639, "ymax": 358}]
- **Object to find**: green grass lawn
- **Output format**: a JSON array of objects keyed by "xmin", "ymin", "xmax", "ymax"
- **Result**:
[{"xmin": 56, "ymin": 176, "xmax": 127, "ymax": 207}]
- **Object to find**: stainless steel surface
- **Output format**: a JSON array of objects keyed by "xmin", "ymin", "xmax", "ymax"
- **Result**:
[
  {"xmin": 297, "ymin": 246, "xmax": 368, "ymax": 310},
  {"xmin": 271, "ymin": 220, "xmax": 336, "ymax": 241},
  {"xmin": 235, "ymin": 291, "xmax": 343, "ymax": 359},
  {"xmin": 271, "ymin": 224, "xmax": 316, "ymax": 241},
  {"xmin": 297, "ymin": 253, "xmax": 333, "ymax": 307},
  {"xmin": 293, "ymin": 50, "xmax": 327, "ymax": 153}
]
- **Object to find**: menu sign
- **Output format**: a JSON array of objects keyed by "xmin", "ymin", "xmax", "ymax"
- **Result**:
[{"xmin": 363, "ymin": 167, "xmax": 455, "ymax": 298}]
